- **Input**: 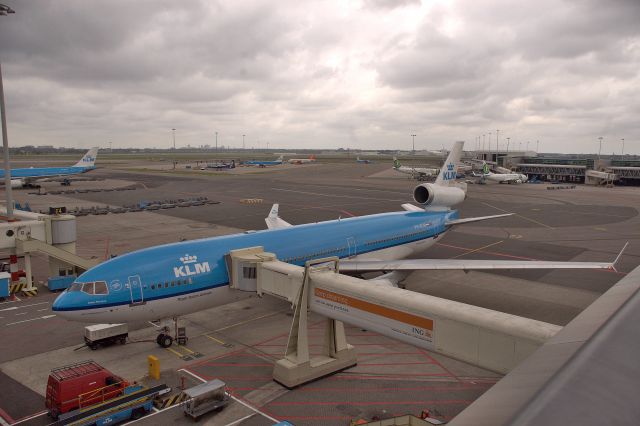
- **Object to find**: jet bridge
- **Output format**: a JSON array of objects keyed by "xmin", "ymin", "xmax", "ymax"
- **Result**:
[{"xmin": 228, "ymin": 247, "xmax": 561, "ymax": 388}]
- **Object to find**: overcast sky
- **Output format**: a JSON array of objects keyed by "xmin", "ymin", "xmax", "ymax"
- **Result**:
[{"xmin": 0, "ymin": 0, "xmax": 638, "ymax": 154}]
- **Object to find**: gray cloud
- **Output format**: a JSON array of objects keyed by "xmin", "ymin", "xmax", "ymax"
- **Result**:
[{"xmin": 0, "ymin": 0, "xmax": 638, "ymax": 153}]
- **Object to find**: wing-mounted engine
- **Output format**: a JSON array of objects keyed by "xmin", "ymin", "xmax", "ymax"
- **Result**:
[
  {"xmin": 413, "ymin": 183, "xmax": 466, "ymax": 208},
  {"xmin": 10, "ymin": 179, "xmax": 25, "ymax": 189}
]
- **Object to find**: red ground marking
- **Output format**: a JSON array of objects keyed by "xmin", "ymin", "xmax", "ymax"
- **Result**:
[
  {"xmin": 267, "ymin": 415, "xmax": 352, "ymax": 421},
  {"xmin": 256, "ymin": 342, "xmax": 418, "ymax": 347},
  {"xmin": 356, "ymin": 361, "xmax": 437, "ymax": 366},
  {"xmin": 268, "ymin": 399, "xmax": 472, "ymax": 406},
  {"xmin": 200, "ymin": 362, "xmax": 273, "ymax": 367},
  {"xmin": 228, "ymin": 384, "xmax": 490, "ymax": 393},
  {"xmin": 338, "ymin": 372, "xmax": 452, "ymax": 378},
  {"xmin": 418, "ymin": 348, "xmax": 461, "ymax": 382},
  {"xmin": 0, "ymin": 407, "xmax": 15, "ymax": 424}
]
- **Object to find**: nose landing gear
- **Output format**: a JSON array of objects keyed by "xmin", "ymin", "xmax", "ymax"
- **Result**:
[{"xmin": 156, "ymin": 330, "xmax": 173, "ymax": 348}]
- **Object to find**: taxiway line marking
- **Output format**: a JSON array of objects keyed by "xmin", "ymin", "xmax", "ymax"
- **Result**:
[
  {"xmin": 205, "ymin": 334, "xmax": 226, "ymax": 345},
  {"xmin": 165, "ymin": 347, "xmax": 185, "ymax": 359},
  {"xmin": 482, "ymin": 201, "xmax": 554, "ymax": 229},
  {"xmin": 224, "ymin": 413, "xmax": 256, "ymax": 426},
  {"xmin": 9, "ymin": 410, "xmax": 47, "ymax": 425},
  {"xmin": 451, "ymin": 240, "xmax": 503, "ymax": 259},
  {"xmin": 177, "ymin": 344, "xmax": 195, "ymax": 354},
  {"xmin": 0, "ymin": 301, "xmax": 48, "ymax": 312},
  {"xmin": 6, "ymin": 314, "xmax": 55, "ymax": 326},
  {"xmin": 213, "ymin": 311, "xmax": 282, "ymax": 333}
]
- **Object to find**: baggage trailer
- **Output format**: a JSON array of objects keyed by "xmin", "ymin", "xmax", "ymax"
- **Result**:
[
  {"xmin": 182, "ymin": 379, "xmax": 229, "ymax": 420},
  {"xmin": 84, "ymin": 324, "xmax": 128, "ymax": 350},
  {"xmin": 53, "ymin": 384, "xmax": 170, "ymax": 426}
]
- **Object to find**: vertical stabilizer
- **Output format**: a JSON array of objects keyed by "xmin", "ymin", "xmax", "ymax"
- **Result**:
[
  {"xmin": 73, "ymin": 147, "xmax": 99, "ymax": 168},
  {"xmin": 434, "ymin": 141, "xmax": 464, "ymax": 186},
  {"xmin": 393, "ymin": 157, "xmax": 401, "ymax": 168}
]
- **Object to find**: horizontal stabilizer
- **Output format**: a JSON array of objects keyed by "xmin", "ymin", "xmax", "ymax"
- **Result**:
[
  {"xmin": 401, "ymin": 203, "xmax": 423, "ymax": 212},
  {"xmin": 340, "ymin": 258, "xmax": 615, "ymax": 273},
  {"xmin": 265, "ymin": 204, "xmax": 293, "ymax": 229},
  {"xmin": 445, "ymin": 213, "xmax": 513, "ymax": 226}
]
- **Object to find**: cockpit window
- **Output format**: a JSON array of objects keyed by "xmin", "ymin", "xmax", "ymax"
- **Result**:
[
  {"xmin": 94, "ymin": 281, "xmax": 108, "ymax": 295},
  {"xmin": 81, "ymin": 282, "xmax": 95, "ymax": 295},
  {"xmin": 68, "ymin": 282, "xmax": 83, "ymax": 292}
]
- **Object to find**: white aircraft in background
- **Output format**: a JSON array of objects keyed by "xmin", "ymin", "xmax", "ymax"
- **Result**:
[
  {"xmin": 288, "ymin": 155, "xmax": 316, "ymax": 164},
  {"xmin": 393, "ymin": 158, "xmax": 440, "ymax": 180},
  {"xmin": 474, "ymin": 163, "xmax": 528, "ymax": 184}
]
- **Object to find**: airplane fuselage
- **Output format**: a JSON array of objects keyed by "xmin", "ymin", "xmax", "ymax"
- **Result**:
[
  {"xmin": 0, "ymin": 166, "xmax": 95, "ymax": 179},
  {"xmin": 52, "ymin": 209, "xmax": 457, "ymax": 323}
]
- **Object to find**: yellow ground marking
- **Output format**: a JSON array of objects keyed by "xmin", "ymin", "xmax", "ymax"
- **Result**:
[
  {"xmin": 205, "ymin": 334, "xmax": 226, "ymax": 345},
  {"xmin": 482, "ymin": 202, "xmax": 555, "ymax": 229},
  {"xmin": 176, "ymin": 344, "xmax": 195, "ymax": 354},
  {"xmin": 165, "ymin": 347, "xmax": 185, "ymax": 359},
  {"xmin": 451, "ymin": 240, "xmax": 504, "ymax": 259},
  {"xmin": 213, "ymin": 311, "xmax": 282, "ymax": 333}
]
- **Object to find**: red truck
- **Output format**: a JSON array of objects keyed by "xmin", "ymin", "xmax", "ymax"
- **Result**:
[{"xmin": 45, "ymin": 360, "xmax": 129, "ymax": 419}]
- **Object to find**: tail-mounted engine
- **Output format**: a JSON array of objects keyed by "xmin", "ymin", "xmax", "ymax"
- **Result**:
[{"xmin": 413, "ymin": 183, "xmax": 466, "ymax": 208}]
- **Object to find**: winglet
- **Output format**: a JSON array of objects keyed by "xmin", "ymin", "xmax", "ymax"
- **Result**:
[
  {"xmin": 265, "ymin": 203, "xmax": 293, "ymax": 229},
  {"xmin": 610, "ymin": 242, "xmax": 629, "ymax": 272}
]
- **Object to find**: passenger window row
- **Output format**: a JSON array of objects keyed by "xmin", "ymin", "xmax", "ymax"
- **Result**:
[
  {"xmin": 364, "ymin": 229, "xmax": 428, "ymax": 247},
  {"xmin": 150, "ymin": 278, "xmax": 193, "ymax": 290},
  {"xmin": 283, "ymin": 247, "xmax": 344, "ymax": 263}
]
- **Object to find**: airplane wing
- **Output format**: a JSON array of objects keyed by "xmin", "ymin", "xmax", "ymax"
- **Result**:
[
  {"xmin": 445, "ymin": 213, "xmax": 513, "ymax": 226},
  {"xmin": 265, "ymin": 204, "xmax": 293, "ymax": 229},
  {"xmin": 339, "ymin": 258, "xmax": 617, "ymax": 273}
]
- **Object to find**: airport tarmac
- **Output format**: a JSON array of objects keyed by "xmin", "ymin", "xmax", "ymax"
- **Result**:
[{"xmin": 1, "ymin": 158, "xmax": 638, "ymax": 425}]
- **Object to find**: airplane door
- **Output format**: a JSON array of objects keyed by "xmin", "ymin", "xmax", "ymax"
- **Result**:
[
  {"xmin": 347, "ymin": 237, "xmax": 357, "ymax": 258},
  {"xmin": 128, "ymin": 275, "xmax": 144, "ymax": 305}
]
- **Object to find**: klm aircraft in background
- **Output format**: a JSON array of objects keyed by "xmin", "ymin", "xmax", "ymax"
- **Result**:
[
  {"xmin": 52, "ymin": 141, "xmax": 620, "ymax": 348},
  {"xmin": 0, "ymin": 148, "xmax": 99, "ymax": 188},
  {"xmin": 244, "ymin": 155, "xmax": 284, "ymax": 167}
]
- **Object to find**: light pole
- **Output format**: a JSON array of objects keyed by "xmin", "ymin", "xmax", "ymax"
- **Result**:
[
  {"xmin": 215, "ymin": 132, "xmax": 218, "ymax": 151},
  {"xmin": 488, "ymin": 132, "xmax": 492, "ymax": 161},
  {"xmin": 506, "ymin": 137, "xmax": 510, "ymax": 153},
  {"xmin": 411, "ymin": 134, "xmax": 416, "ymax": 154},
  {"xmin": 242, "ymin": 134, "xmax": 245, "ymax": 150},
  {"xmin": 536, "ymin": 140, "xmax": 539, "ymax": 152},
  {"xmin": 621, "ymin": 138, "xmax": 625, "ymax": 157},
  {"xmin": 482, "ymin": 134, "xmax": 485, "ymax": 153},
  {"xmin": 496, "ymin": 129, "xmax": 499, "ymax": 152},
  {"xmin": 171, "ymin": 128, "xmax": 176, "ymax": 150},
  {"xmin": 0, "ymin": 4, "xmax": 16, "ymax": 219},
  {"xmin": 598, "ymin": 136, "xmax": 603, "ymax": 160}
]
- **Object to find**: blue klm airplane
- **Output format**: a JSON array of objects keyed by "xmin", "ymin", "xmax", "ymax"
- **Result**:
[
  {"xmin": 244, "ymin": 155, "xmax": 284, "ymax": 167},
  {"xmin": 0, "ymin": 148, "xmax": 99, "ymax": 188},
  {"xmin": 52, "ymin": 142, "xmax": 620, "ymax": 347}
]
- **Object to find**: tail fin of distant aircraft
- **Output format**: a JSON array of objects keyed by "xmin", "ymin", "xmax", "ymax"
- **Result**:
[
  {"xmin": 393, "ymin": 157, "xmax": 401, "ymax": 169},
  {"xmin": 434, "ymin": 141, "xmax": 463, "ymax": 186},
  {"xmin": 482, "ymin": 162, "xmax": 490, "ymax": 175},
  {"xmin": 73, "ymin": 147, "xmax": 99, "ymax": 168}
]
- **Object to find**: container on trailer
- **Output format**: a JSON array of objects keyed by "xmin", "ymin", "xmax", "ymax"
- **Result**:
[
  {"xmin": 84, "ymin": 324, "xmax": 128, "ymax": 350},
  {"xmin": 182, "ymin": 379, "xmax": 229, "ymax": 420}
]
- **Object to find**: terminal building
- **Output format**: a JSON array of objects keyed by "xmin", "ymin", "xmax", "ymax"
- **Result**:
[{"xmin": 471, "ymin": 150, "xmax": 640, "ymax": 186}]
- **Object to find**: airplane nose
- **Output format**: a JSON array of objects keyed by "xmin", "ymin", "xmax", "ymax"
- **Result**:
[{"xmin": 51, "ymin": 293, "xmax": 65, "ymax": 312}]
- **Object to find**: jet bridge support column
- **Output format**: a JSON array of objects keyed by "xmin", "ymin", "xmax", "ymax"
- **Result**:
[{"xmin": 272, "ymin": 258, "xmax": 357, "ymax": 389}]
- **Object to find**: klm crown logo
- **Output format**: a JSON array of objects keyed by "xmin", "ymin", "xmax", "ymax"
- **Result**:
[
  {"xmin": 180, "ymin": 254, "xmax": 198, "ymax": 264},
  {"xmin": 174, "ymin": 253, "xmax": 211, "ymax": 277},
  {"xmin": 443, "ymin": 162, "xmax": 456, "ymax": 180}
]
